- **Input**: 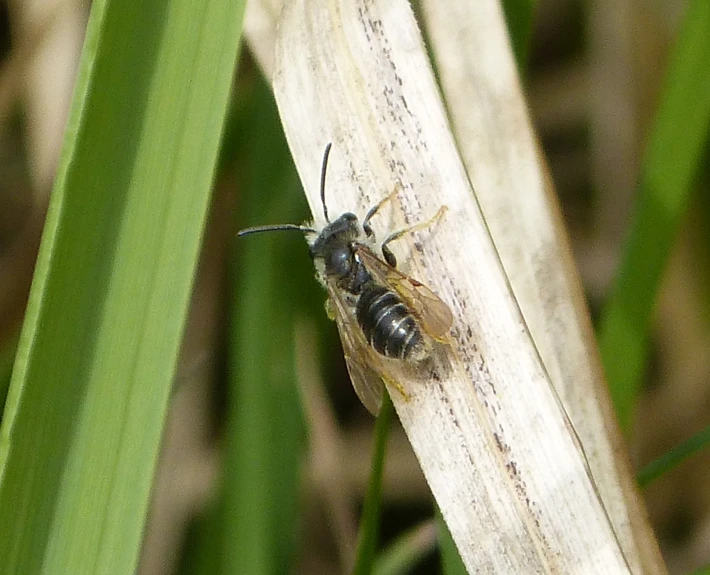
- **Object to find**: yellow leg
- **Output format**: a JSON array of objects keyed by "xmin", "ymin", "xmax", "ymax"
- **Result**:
[
  {"xmin": 383, "ymin": 374, "xmax": 411, "ymax": 402},
  {"xmin": 363, "ymin": 182, "xmax": 404, "ymax": 239},
  {"xmin": 382, "ymin": 205, "xmax": 448, "ymax": 267}
]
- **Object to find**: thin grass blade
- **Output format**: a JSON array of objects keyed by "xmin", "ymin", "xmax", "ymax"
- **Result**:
[
  {"xmin": 352, "ymin": 395, "xmax": 393, "ymax": 575},
  {"xmin": 637, "ymin": 423, "xmax": 710, "ymax": 487},
  {"xmin": 598, "ymin": 0, "xmax": 710, "ymax": 433}
]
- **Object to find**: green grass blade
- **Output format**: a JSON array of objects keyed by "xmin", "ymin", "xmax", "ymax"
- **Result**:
[
  {"xmin": 178, "ymin": 501, "xmax": 224, "ymax": 575},
  {"xmin": 598, "ymin": 0, "xmax": 710, "ymax": 433},
  {"xmin": 501, "ymin": 0, "xmax": 537, "ymax": 71},
  {"xmin": 0, "ymin": 0, "xmax": 246, "ymax": 572},
  {"xmin": 437, "ymin": 507, "xmax": 467, "ymax": 575},
  {"xmin": 637, "ymin": 423, "xmax": 710, "ymax": 487},
  {"xmin": 351, "ymin": 394, "xmax": 393, "ymax": 575},
  {"xmin": 372, "ymin": 520, "xmax": 436, "ymax": 575},
  {"xmin": 226, "ymin": 72, "xmax": 308, "ymax": 575},
  {"xmin": 0, "ymin": 336, "xmax": 17, "ymax": 414}
]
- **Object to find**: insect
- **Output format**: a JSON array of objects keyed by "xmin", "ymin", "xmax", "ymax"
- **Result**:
[{"xmin": 237, "ymin": 143, "xmax": 453, "ymax": 414}]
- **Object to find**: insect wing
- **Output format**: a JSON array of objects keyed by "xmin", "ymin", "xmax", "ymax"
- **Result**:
[
  {"xmin": 356, "ymin": 247, "xmax": 453, "ymax": 341},
  {"xmin": 326, "ymin": 283, "xmax": 384, "ymax": 415}
]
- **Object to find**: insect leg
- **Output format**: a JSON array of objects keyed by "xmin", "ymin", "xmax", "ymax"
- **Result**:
[
  {"xmin": 381, "ymin": 373, "xmax": 411, "ymax": 402},
  {"xmin": 381, "ymin": 206, "xmax": 447, "ymax": 268},
  {"xmin": 363, "ymin": 182, "xmax": 404, "ymax": 240}
]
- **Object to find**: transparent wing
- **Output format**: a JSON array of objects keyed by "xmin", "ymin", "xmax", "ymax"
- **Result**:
[
  {"xmin": 326, "ymin": 282, "xmax": 384, "ymax": 416},
  {"xmin": 356, "ymin": 247, "xmax": 453, "ymax": 341}
]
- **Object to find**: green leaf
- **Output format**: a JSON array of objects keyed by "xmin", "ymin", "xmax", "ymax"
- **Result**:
[
  {"xmin": 373, "ymin": 520, "xmax": 436, "ymax": 575},
  {"xmin": 352, "ymin": 394, "xmax": 394, "ymax": 575},
  {"xmin": 637, "ymin": 423, "xmax": 710, "ymax": 486},
  {"xmin": 178, "ymin": 500, "xmax": 224, "ymax": 575},
  {"xmin": 501, "ymin": 0, "xmax": 537, "ymax": 71},
  {"xmin": 0, "ymin": 0, "xmax": 246, "ymax": 572},
  {"xmin": 437, "ymin": 507, "xmax": 467, "ymax": 575},
  {"xmin": 0, "ymin": 335, "xmax": 17, "ymax": 415},
  {"xmin": 598, "ymin": 0, "xmax": 710, "ymax": 433},
  {"xmin": 225, "ymin": 70, "xmax": 309, "ymax": 575}
]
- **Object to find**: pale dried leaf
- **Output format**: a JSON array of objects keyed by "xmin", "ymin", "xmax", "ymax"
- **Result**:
[
  {"xmin": 268, "ymin": 0, "xmax": 632, "ymax": 572},
  {"xmin": 421, "ymin": 2, "xmax": 665, "ymax": 573}
]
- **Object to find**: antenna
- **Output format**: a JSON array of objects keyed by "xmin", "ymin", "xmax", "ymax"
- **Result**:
[
  {"xmin": 320, "ymin": 142, "xmax": 333, "ymax": 222},
  {"xmin": 237, "ymin": 224, "xmax": 316, "ymax": 238},
  {"xmin": 237, "ymin": 142, "xmax": 334, "ymax": 239}
]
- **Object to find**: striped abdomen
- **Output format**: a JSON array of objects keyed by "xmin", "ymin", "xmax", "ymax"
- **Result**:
[{"xmin": 356, "ymin": 285, "xmax": 424, "ymax": 360}]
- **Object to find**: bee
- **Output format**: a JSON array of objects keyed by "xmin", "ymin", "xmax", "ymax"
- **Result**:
[{"xmin": 237, "ymin": 144, "xmax": 453, "ymax": 414}]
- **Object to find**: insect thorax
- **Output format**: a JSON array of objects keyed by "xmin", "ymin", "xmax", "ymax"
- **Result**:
[{"xmin": 308, "ymin": 213, "xmax": 372, "ymax": 294}]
